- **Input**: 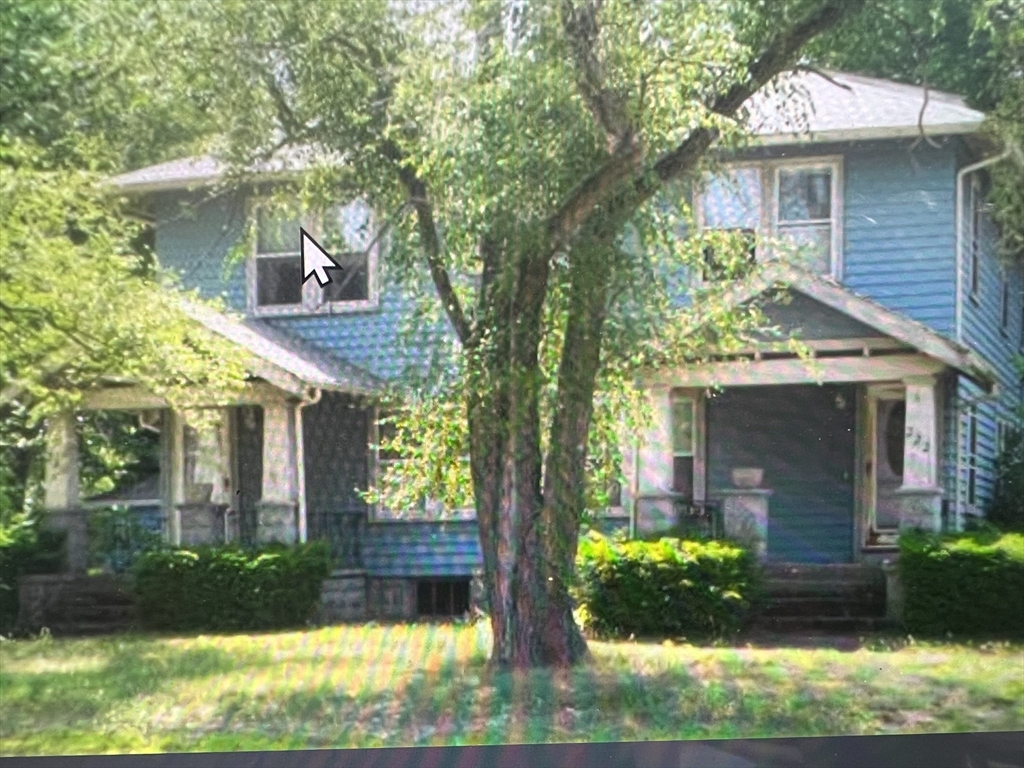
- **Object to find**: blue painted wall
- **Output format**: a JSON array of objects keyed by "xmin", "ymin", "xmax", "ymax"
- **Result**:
[
  {"xmin": 952, "ymin": 165, "xmax": 1024, "ymax": 517},
  {"xmin": 362, "ymin": 520, "xmax": 482, "ymax": 577},
  {"xmin": 706, "ymin": 384, "xmax": 857, "ymax": 563}
]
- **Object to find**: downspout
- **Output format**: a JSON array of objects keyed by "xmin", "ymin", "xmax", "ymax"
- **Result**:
[
  {"xmin": 629, "ymin": 439, "xmax": 640, "ymax": 540},
  {"xmin": 295, "ymin": 387, "xmax": 323, "ymax": 544},
  {"xmin": 953, "ymin": 146, "xmax": 1010, "ymax": 528}
]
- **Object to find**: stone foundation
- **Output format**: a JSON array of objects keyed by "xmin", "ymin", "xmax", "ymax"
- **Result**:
[
  {"xmin": 719, "ymin": 489, "xmax": 772, "ymax": 560},
  {"xmin": 894, "ymin": 487, "xmax": 943, "ymax": 532},
  {"xmin": 178, "ymin": 504, "xmax": 225, "ymax": 546},
  {"xmin": 881, "ymin": 558, "xmax": 904, "ymax": 625},
  {"xmin": 256, "ymin": 501, "xmax": 298, "ymax": 544},
  {"xmin": 634, "ymin": 497, "xmax": 674, "ymax": 537},
  {"xmin": 367, "ymin": 578, "xmax": 417, "ymax": 620},
  {"xmin": 318, "ymin": 572, "xmax": 368, "ymax": 623}
]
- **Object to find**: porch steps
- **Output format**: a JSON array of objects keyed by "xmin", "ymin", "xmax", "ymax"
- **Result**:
[
  {"xmin": 754, "ymin": 563, "xmax": 888, "ymax": 633},
  {"xmin": 16, "ymin": 575, "xmax": 137, "ymax": 636}
]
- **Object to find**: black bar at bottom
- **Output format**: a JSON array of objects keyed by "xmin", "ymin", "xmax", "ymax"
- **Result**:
[{"xmin": 1, "ymin": 731, "xmax": 1021, "ymax": 768}]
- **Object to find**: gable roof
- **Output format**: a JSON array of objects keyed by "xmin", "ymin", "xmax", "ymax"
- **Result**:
[
  {"xmin": 181, "ymin": 302, "xmax": 383, "ymax": 397},
  {"xmin": 109, "ymin": 72, "xmax": 985, "ymax": 193},
  {"xmin": 747, "ymin": 71, "xmax": 984, "ymax": 145},
  {"xmin": 723, "ymin": 264, "xmax": 997, "ymax": 390}
]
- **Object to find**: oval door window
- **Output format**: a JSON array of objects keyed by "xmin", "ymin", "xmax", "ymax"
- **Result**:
[{"xmin": 885, "ymin": 401, "xmax": 906, "ymax": 477}]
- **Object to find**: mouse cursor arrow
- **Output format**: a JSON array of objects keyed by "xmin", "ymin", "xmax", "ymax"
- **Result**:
[{"xmin": 300, "ymin": 227, "xmax": 342, "ymax": 287}]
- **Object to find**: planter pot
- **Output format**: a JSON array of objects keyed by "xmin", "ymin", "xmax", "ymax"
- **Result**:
[{"xmin": 731, "ymin": 467, "xmax": 764, "ymax": 488}]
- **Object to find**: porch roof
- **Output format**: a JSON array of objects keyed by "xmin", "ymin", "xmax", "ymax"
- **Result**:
[
  {"xmin": 721, "ymin": 265, "xmax": 997, "ymax": 389},
  {"xmin": 182, "ymin": 302, "xmax": 383, "ymax": 397}
]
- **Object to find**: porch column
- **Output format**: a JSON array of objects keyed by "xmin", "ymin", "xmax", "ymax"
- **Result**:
[
  {"xmin": 635, "ymin": 385, "xmax": 675, "ymax": 536},
  {"xmin": 258, "ymin": 401, "xmax": 298, "ymax": 544},
  {"xmin": 44, "ymin": 411, "xmax": 86, "ymax": 574},
  {"xmin": 179, "ymin": 410, "xmax": 231, "ymax": 547},
  {"xmin": 895, "ymin": 375, "xmax": 943, "ymax": 532}
]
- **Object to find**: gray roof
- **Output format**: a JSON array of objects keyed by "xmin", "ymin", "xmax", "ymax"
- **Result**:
[
  {"xmin": 183, "ymin": 301, "xmax": 383, "ymax": 396},
  {"xmin": 747, "ymin": 71, "xmax": 984, "ymax": 144},
  {"xmin": 109, "ymin": 73, "xmax": 985, "ymax": 192}
]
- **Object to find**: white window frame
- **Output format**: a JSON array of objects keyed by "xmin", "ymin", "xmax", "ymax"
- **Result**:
[
  {"xmin": 247, "ymin": 198, "xmax": 380, "ymax": 317},
  {"xmin": 694, "ymin": 156, "xmax": 843, "ymax": 281}
]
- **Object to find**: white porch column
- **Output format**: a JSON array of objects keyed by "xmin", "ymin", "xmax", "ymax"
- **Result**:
[
  {"xmin": 895, "ymin": 375, "xmax": 943, "ymax": 532},
  {"xmin": 635, "ymin": 386, "xmax": 675, "ymax": 535},
  {"xmin": 44, "ymin": 411, "xmax": 87, "ymax": 573},
  {"xmin": 258, "ymin": 401, "xmax": 298, "ymax": 543},
  {"xmin": 44, "ymin": 411, "xmax": 79, "ymax": 510}
]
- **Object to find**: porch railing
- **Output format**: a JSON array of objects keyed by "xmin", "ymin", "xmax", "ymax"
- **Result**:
[
  {"xmin": 307, "ymin": 509, "xmax": 366, "ymax": 571},
  {"xmin": 85, "ymin": 503, "xmax": 167, "ymax": 574}
]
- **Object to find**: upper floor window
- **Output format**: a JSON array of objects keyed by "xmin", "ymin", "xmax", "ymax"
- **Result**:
[
  {"xmin": 249, "ymin": 199, "xmax": 378, "ymax": 316},
  {"xmin": 696, "ymin": 158, "xmax": 841, "ymax": 279}
]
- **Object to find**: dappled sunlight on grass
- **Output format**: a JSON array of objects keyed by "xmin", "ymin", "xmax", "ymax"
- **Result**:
[{"xmin": 1, "ymin": 624, "xmax": 1022, "ymax": 756}]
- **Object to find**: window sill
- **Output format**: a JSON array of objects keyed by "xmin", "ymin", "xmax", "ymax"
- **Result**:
[{"xmin": 250, "ymin": 297, "xmax": 381, "ymax": 318}]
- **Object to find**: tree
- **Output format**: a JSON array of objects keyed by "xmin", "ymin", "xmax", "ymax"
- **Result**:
[
  {"xmin": 815, "ymin": 0, "xmax": 1024, "ymax": 263},
  {"xmin": 127, "ymin": 0, "xmax": 867, "ymax": 668}
]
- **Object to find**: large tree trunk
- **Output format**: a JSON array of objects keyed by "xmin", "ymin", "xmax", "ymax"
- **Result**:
[{"xmin": 468, "ymin": 231, "xmax": 614, "ymax": 669}]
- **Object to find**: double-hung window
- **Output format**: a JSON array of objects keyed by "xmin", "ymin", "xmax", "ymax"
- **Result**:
[
  {"xmin": 696, "ymin": 158, "xmax": 841, "ymax": 279},
  {"xmin": 671, "ymin": 392, "xmax": 696, "ymax": 501},
  {"xmin": 250, "ymin": 199, "xmax": 377, "ymax": 315}
]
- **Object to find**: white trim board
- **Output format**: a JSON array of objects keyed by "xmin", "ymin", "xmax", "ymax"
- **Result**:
[{"xmin": 644, "ymin": 353, "xmax": 945, "ymax": 389}]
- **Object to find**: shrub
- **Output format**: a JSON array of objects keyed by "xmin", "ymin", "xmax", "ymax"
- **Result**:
[
  {"xmin": 574, "ymin": 531, "xmax": 762, "ymax": 641},
  {"xmin": 0, "ymin": 517, "xmax": 66, "ymax": 634},
  {"xmin": 133, "ymin": 541, "xmax": 332, "ymax": 632},
  {"xmin": 899, "ymin": 530, "xmax": 1024, "ymax": 638},
  {"xmin": 988, "ymin": 426, "xmax": 1024, "ymax": 532}
]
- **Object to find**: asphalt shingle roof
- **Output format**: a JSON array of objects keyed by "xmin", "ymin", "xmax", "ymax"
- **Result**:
[{"xmin": 109, "ymin": 73, "xmax": 985, "ymax": 192}]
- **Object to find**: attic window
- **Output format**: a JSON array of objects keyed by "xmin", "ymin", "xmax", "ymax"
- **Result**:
[{"xmin": 250, "ymin": 199, "xmax": 377, "ymax": 315}]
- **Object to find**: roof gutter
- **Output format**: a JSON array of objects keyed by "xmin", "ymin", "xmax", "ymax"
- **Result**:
[{"xmin": 955, "ymin": 146, "xmax": 1012, "ymax": 344}]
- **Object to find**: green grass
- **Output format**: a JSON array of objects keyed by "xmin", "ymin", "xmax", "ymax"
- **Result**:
[{"xmin": 1, "ymin": 624, "xmax": 1022, "ymax": 756}]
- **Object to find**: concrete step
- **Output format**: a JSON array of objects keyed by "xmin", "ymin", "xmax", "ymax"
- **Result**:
[
  {"xmin": 763, "ymin": 563, "xmax": 884, "ymax": 584},
  {"xmin": 754, "ymin": 615, "xmax": 891, "ymax": 633},
  {"xmin": 764, "ymin": 579, "xmax": 885, "ymax": 598},
  {"xmin": 761, "ymin": 596, "xmax": 885, "ymax": 619}
]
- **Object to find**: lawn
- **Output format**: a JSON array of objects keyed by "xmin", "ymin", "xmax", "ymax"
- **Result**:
[{"xmin": 0, "ymin": 623, "xmax": 1022, "ymax": 756}]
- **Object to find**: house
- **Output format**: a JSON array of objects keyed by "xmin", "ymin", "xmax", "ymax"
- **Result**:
[{"xmin": 35, "ymin": 72, "xmax": 1024, "ymax": 624}]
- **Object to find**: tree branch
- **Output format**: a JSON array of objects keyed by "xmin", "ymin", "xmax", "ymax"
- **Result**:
[
  {"xmin": 547, "ymin": 0, "xmax": 864, "ymax": 248},
  {"xmin": 561, "ymin": 0, "xmax": 634, "ymax": 151},
  {"xmin": 383, "ymin": 142, "xmax": 473, "ymax": 346}
]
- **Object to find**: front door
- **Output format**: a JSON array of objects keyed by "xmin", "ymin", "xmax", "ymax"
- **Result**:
[{"xmin": 867, "ymin": 389, "xmax": 905, "ymax": 546}]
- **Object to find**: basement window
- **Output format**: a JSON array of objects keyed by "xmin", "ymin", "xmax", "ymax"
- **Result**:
[{"xmin": 416, "ymin": 578, "xmax": 471, "ymax": 619}]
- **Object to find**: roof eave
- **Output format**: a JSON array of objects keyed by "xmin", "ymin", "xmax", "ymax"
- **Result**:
[{"xmin": 750, "ymin": 121, "xmax": 984, "ymax": 147}]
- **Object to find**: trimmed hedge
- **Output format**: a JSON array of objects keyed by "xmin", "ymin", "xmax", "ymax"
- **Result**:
[
  {"xmin": 133, "ymin": 541, "xmax": 332, "ymax": 632},
  {"xmin": 899, "ymin": 530, "xmax": 1024, "ymax": 638},
  {"xmin": 574, "ymin": 531, "xmax": 761, "ymax": 640}
]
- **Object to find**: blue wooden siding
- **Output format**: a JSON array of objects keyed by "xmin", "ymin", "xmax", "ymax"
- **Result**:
[
  {"xmin": 758, "ymin": 291, "xmax": 884, "ymax": 340},
  {"xmin": 706, "ymin": 385, "xmax": 857, "ymax": 564},
  {"xmin": 152, "ymin": 191, "xmax": 448, "ymax": 383},
  {"xmin": 362, "ymin": 521, "xmax": 482, "ymax": 577},
  {"xmin": 302, "ymin": 393, "xmax": 370, "ymax": 517},
  {"xmin": 954, "ymin": 169, "xmax": 1024, "ymax": 515},
  {"xmin": 842, "ymin": 141, "xmax": 959, "ymax": 337}
]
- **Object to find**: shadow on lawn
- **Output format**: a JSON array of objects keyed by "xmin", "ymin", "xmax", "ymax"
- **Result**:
[
  {"xmin": 204, "ymin": 646, "xmax": 866, "ymax": 748},
  {"xmin": 0, "ymin": 640, "xmax": 241, "ymax": 731}
]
